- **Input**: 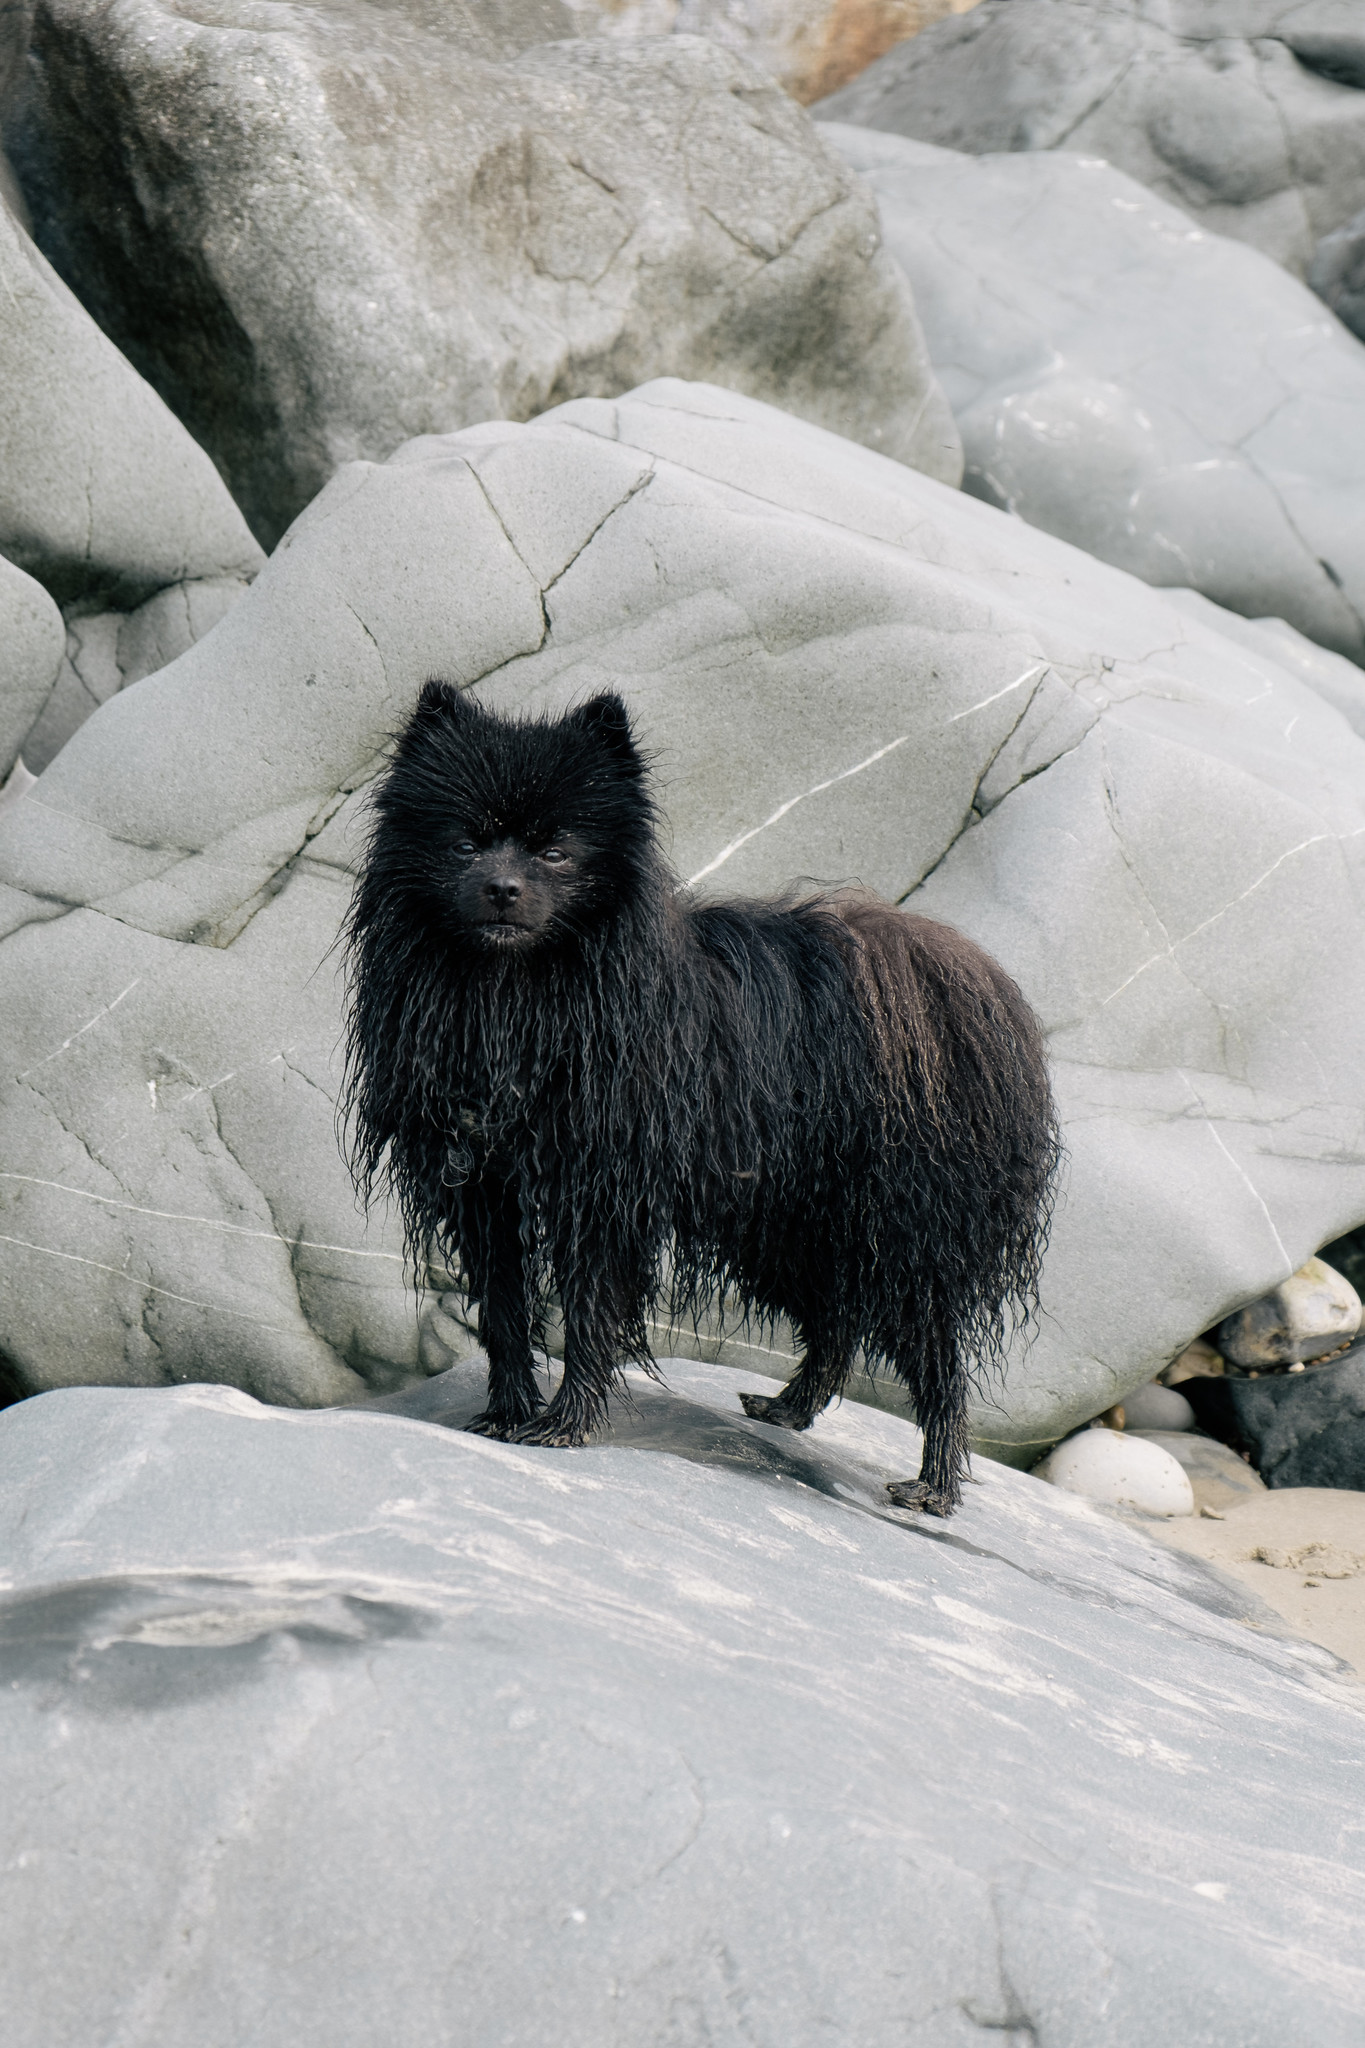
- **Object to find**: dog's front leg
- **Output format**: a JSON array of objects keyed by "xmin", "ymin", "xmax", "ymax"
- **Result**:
[
  {"xmin": 510, "ymin": 1264, "xmax": 625, "ymax": 1448},
  {"xmin": 464, "ymin": 1182, "xmax": 545, "ymax": 1440}
]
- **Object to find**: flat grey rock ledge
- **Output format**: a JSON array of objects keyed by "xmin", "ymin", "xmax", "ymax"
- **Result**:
[{"xmin": 2, "ymin": 1359, "xmax": 1362, "ymax": 2047}]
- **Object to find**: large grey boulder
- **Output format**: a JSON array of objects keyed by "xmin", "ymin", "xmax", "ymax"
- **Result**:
[
  {"xmin": 0, "ymin": 184, "xmax": 264, "ymax": 768},
  {"xmin": 1, "ymin": 1360, "xmax": 1361, "ymax": 2047},
  {"xmin": 816, "ymin": 0, "xmax": 1365, "ymax": 339},
  {"xmin": 821, "ymin": 125, "xmax": 1365, "ymax": 664},
  {"xmin": 4, "ymin": 380, "xmax": 1365, "ymax": 1455},
  {"xmin": 5, "ymin": 6, "xmax": 960, "ymax": 548}
]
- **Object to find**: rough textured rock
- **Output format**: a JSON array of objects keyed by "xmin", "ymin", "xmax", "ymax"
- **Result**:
[
  {"xmin": 821, "ymin": 124, "xmax": 1365, "ymax": 663},
  {"xmin": 1, "ymin": 1358, "xmax": 1362, "ymax": 2047},
  {"xmin": 0, "ymin": 556, "xmax": 62, "ymax": 782},
  {"xmin": 6, "ymin": 9, "xmax": 960, "ymax": 549},
  {"xmin": 1034, "ymin": 1428, "xmax": 1196, "ymax": 1516},
  {"xmin": 0, "ymin": 181, "xmax": 263, "ymax": 765},
  {"xmin": 1186, "ymin": 1348, "xmax": 1365, "ymax": 1491},
  {"xmin": 814, "ymin": 0, "xmax": 1365, "ymax": 338},
  {"xmin": 557, "ymin": 0, "xmax": 984, "ymax": 105},
  {"xmin": 5, "ymin": 381, "xmax": 1365, "ymax": 1451},
  {"xmin": 1217, "ymin": 1255, "xmax": 1362, "ymax": 1367}
]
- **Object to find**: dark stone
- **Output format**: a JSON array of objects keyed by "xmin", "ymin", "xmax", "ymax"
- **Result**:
[{"xmin": 1183, "ymin": 1349, "xmax": 1365, "ymax": 1490}]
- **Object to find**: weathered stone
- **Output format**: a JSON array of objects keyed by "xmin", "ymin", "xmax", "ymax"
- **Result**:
[
  {"xmin": 5, "ymin": 381, "xmax": 1365, "ymax": 1453},
  {"xmin": 0, "ymin": 1359, "xmax": 1361, "ymax": 2046},
  {"xmin": 815, "ymin": 0, "xmax": 1365, "ymax": 337},
  {"xmin": 1120, "ymin": 1382, "xmax": 1195, "ymax": 1432},
  {"xmin": 820, "ymin": 124, "xmax": 1365, "ymax": 663},
  {"xmin": 0, "ymin": 554, "xmax": 62, "ymax": 781},
  {"xmin": 1217, "ymin": 1255, "xmax": 1362, "ymax": 1367},
  {"xmin": 6, "ymin": 7, "xmax": 959, "ymax": 548},
  {"xmin": 1034, "ymin": 1428, "xmax": 1196, "ymax": 1516},
  {"xmin": 1186, "ymin": 1346, "xmax": 1365, "ymax": 1491}
]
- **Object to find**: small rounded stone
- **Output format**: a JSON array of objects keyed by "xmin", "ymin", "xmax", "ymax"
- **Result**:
[
  {"xmin": 1217, "ymin": 1257, "xmax": 1361, "ymax": 1368},
  {"xmin": 1119, "ymin": 1381, "xmax": 1196, "ymax": 1432},
  {"xmin": 1033, "ymin": 1429, "xmax": 1195, "ymax": 1517}
]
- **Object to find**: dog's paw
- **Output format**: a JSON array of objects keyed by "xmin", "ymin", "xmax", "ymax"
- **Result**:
[
  {"xmin": 885, "ymin": 1478, "xmax": 955, "ymax": 1518},
  {"xmin": 738, "ymin": 1391, "xmax": 809, "ymax": 1432},
  {"xmin": 508, "ymin": 1412, "xmax": 588, "ymax": 1449},
  {"xmin": 464, "ymin": 1411, "xmax": 519, "ymax": 1440}
]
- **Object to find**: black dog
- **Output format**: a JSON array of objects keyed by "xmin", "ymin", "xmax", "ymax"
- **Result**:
[{"xmin": 341, "ymin": 685, "xmax": 1058, "ymax": 1515}]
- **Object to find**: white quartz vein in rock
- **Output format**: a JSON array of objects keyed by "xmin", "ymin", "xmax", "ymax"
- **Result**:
[
  {"xmin": 13, "ymin": 976, "xmax": 141, "ymax": 1079},
  {"xmin": 0, "ymin": 1231, "xmax": 311, "ymax": 1336},
  {"xmin": 687, "ymin": 734, "xmax": 910, "ymax": 886},
  {"xmin": 1176, "ymin": 1068, "xmax": 1292, "ymax": 1275},
  {"xmin": 0, "ymin": 1172, "xmax": 404, "ymax": 1262},
  {"xmin": 947, "ymin": 661, "xmax": 1049, "ymax": 724}
]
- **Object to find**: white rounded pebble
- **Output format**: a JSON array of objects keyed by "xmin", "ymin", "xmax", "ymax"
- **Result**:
[
  {"xmin": 1034, "ymin": 1429, "xmax": 1195, "ymax": 1517},
  {"xmin": 1120, "ymin": 1381, "xmax": 1196, "ymax": 1432}
]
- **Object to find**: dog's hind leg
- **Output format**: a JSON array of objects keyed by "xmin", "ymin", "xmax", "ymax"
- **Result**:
[
  {"xmin": 739, "ymin": 1321, "xmax": 854, "ymax": 1433},
  {"xmin": 885, "ymin": 1319, "xmax": 969, "ymax": 1518},
  {"xmin": 464, "ymin": 1184, "xmax": 545, "ymax": 1440}
]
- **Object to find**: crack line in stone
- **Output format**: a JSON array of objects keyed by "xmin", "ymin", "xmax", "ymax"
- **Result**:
[
  {"xmin": 0, "ymin": 1172, "xmax": 404, "ymax": 1262},
  {"xmin": 687, "ymin": 734, "xmax": 910, "ymax": 887}
]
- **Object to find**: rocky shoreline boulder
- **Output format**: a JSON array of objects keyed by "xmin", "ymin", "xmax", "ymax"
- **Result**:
[
  {"xmin": 816, "ymin": 0, "xmax": 1365, "ymax": 338},
  {"xmin": 5, "ymin": 8, "xmax": 960, "ymax": 546},
  {"xmin": 4, "ymin": 382, "xmax": 1365, "ymax": 1455},
  {"xmin": 1, "ymin": 1359, "xmax": 1361, "ymax": 2046},
  {"xmin": 822, "ymin": 123, "xmax": 1365, "ymax": 665},
  {"xmin": 0, "ymin": 182, "xmax": 264, "ymax": 768}
]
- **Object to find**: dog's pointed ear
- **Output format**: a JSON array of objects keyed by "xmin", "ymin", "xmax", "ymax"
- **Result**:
[
  {"xmin": 416, "ymin": 678, "xmax": 475, "ymax": 719},
  {"xmin": 568, "ymin": 692, "xmax": 640, "ymax": 765}
]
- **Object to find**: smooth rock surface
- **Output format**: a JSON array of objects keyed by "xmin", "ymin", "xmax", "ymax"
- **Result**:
[
  {"xmin": 0, "ymin": 555, "xmax": 63, "ymax": 781},
  {"xmin": 1217, "ymin": 1255, "xmax": 1362, "ymax": 1367},
  {"xmin": 1119, "ymin": 1382, "xmax": 1195, "ymax": 1432},
  {"xmin": 815, "ymin": 0, "xmax": 1365, "ymax": 335},
  {"xmin": 6, "ymin": 381, "xmax": 1365, "ymax": 1450},
  {"xmin": 1128, "ymin": 1429, "xmax": 1266, "ymax": 1514},
  {"xmin": 7, "ymin": 8, "xmax": 959, "ymax": 547},
  {"xmin": 1034, "ymin": 1429, "xmax": 1196, "ymax": 1517},
  {"xmin": 1149, "ymin": 1484, "xmax": 1365, "ymax": 1677},
  {"xmin": 1, "ymin": 1358, "xmax": 1362, "ymax": 2047},
  {"xmin": 821, "ymin": 124, "xmax": 1365, "ymax": 662},
  {"xmin": 0, "ymin": 184, "xmax": 261, "ymax": 608},
  {"xmin": 1186, "ymin": 1349, "xmax": 1365, "ymax": 1492}
]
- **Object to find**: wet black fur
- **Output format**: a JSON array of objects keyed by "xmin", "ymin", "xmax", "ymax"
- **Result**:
[{"xmin": 341, "ymin": 685, "xmax": 1060, "ymax": 1515}]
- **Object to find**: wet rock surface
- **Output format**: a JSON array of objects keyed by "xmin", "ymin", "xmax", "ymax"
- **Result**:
[
  {"xmin": 0, "ymin": 1358, "xmax": 1362, "ymax": 2047},
  {"xmin": 815, "ymin": 0, "xmax": 1365, "ymax": 336},
  {"xmin": 5, "ymin": 382, "xmax": 1365, "ymax": 1448},
  {"xmin": 821, "ymin": 123, "xmax": 1365, "ymax": 663},
  {"xmin": 5, "ymin": 5, "xmax": 959, "ymax": 547}
]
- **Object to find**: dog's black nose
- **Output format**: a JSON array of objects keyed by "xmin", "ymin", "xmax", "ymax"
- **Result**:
[{"xmin": 485, "ymin": 875, "xmax": 522, "ymax": 906}]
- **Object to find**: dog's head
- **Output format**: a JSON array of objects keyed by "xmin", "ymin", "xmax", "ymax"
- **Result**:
[{"xmin": 370, "ymin": 683, "xmax": 656, "ymax": 954}]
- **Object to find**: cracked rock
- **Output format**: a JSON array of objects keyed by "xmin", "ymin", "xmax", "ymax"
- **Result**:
[
  {"xmin": 5, "ymin": 380, "xmax": 1365, "ymax": 1452},
  {"xmin": 821, "ymin": 124, "xmax": 1365, "ymax": 663},
  {"xmin": 815, "ymin": 0, "xmax": 1365, "ymax": 338},
  {"xmin": 4, "ymin": 6, "xmax": 960, "ymax": 550},
  {"xmin": 0, "ymin": 1361, "xmax": 1361, "ymax": 2045}
]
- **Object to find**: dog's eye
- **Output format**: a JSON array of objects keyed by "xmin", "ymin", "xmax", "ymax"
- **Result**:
[
  {"xmin": 453, "ymin": 841, "xmax": 477, "ymax": 857},
  {"xmin": 539, "ymin": 846, "xmax": 568, "ymax": 866}
]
